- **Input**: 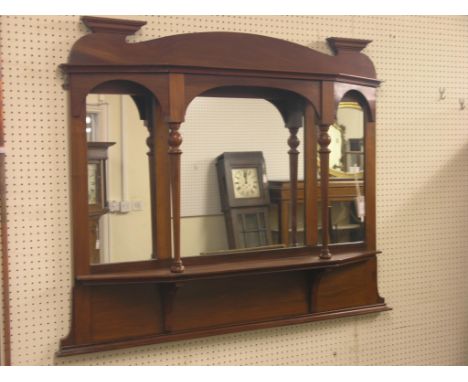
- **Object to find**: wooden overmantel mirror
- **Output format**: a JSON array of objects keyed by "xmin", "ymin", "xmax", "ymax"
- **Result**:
[{"xmin": 58, "ymin": 16, "xmax": 389, "ymax": 356}]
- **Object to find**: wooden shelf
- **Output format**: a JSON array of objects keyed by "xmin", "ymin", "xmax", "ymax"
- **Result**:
[{"xmin": 78, "ymin": 249, "xmax": 379, "ymax": 285}]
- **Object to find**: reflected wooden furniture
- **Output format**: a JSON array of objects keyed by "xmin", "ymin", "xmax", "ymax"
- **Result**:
[
  {"xmin": 87, "ymin": 142, "xmax": 114, "ymax": 264},
  {"xmin": 269, "ymin": 179, "xmax": 364, "ymax": 246},
  {"xmin": 58, "ymin": 16, "xmax": 389, "ymax": 356},
  {"xmin": 88, "ymin": 211, "xmax": 103, "ymax": 264},
  {"xmin": 216, "ymin": 152, "xmax": 272, "ymax": 249}
]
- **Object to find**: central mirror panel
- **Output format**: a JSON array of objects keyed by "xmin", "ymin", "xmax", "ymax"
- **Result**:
[
  {"xmin": 180, "ymin": 97, "xmax": 305, "ymax": 257},
  {"xmin": 86, "ymin": 93, "xmax": 152, "ymax": 264}
]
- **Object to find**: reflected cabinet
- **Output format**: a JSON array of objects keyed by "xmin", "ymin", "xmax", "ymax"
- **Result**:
[{"xmin": 58, "ymin": 16, "xmax": 389, "ymax": 356}]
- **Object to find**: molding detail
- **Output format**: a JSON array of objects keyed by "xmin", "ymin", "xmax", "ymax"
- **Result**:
[
  {"xmin": 81, "ymin": 16, "xmax": 146, "ymax": 35},
  {"xmin": 327, "ymin": 37, "xmax": 372, "ymax": 54}
]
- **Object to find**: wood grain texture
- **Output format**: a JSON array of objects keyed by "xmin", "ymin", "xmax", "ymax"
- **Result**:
[
  {"xmin": 58, "ymin": 256, "xmax": 389, "ymax": 357},
  {"xmin": 58, "ymin": 302, "xmax": 389, "ymax": 357},
  {"xmin": 59, "ymin": 16, "xmax": 387, "ymax": 357},
  {"xmin": 318, "ymin": 122, "xmax": 332, "ymax": 259},
  {"xmin": 313, "ymin": 257, "xmax": 383, "ymax": 312},
  {"xmin": 288, "ymin": 126, "xmax": 300, "ymax": 246},
  {"xmin": 303, "ymin": 104, "xmax": 317, "ymax": 247},
  {"xmin": 68, "ymin": 22, "xmax": 377, "ymax": 80},
  {"xmin": 90, "ymin": 284, "xmax": 163, "ymax": 341},
  {"xmin": 168, "ymin": 121, "xmax": 184, "ymax": 273},
  {"xmin": 77, "ymin": 249, "xmax": 380, "ymax": 284},
  {"xmin": 170, "ymin": 273, "xmax": 309, "ymax": 331}
]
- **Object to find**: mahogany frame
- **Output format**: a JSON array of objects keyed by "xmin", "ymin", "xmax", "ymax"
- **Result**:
[{"xmin": 58, "ymin": 16, "xmax": 389, "ymax": 357}]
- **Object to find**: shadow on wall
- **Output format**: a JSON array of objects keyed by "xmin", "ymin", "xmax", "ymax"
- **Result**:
[
  {"xmin": 380, "ymin": 141, "xmax": 468, "ymax": 252},
  {"xmin": 377, "ymin": 141, "xmax": 468, "ymax": 347}
]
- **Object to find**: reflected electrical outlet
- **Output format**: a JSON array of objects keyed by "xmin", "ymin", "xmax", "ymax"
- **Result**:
[
  {"xmin": 132, "ymin": 200, "xmax": 143, "ymax": 211},
  {"xmin": 108, "ymin": 200, "xmax": 120, "ymax": 212},
  {"xmin": 107, "ymin": 200, "xmax": 143, "ymax": 213},
  {"xmin": 120, "ymin": 201, "xmax": 131, "ymax": 213}
]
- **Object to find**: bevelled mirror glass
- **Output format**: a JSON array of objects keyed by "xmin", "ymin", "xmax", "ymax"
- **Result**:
[
  {"xmin": 180, "ymin": 96, "xmax": 305, "ymax": 257},
  {"xmin": 86, "ymin": 93, "xmax": 152, "ymax": 264},
  {"xmin": 319, "ymin": 100, "xmax": 365, "ymax": 244}
]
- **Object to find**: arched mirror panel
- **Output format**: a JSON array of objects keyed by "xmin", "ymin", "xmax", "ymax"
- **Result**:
[
  {"xmin": 84, "ymin": 81, "xmax": 156, "ymax": 265},
  {"xmin": 86, "ymin": 93, "xmax": 152, "ymax": 264},
  {"xmin": 180, "ymin": 96, "xmax": 306, "ymax": 257},
  {"xmin": 319, "ymin": 97, "xmax": 367, "ymax": 245}
]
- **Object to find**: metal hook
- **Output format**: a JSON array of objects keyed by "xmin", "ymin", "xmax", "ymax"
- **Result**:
[
  {"xmin": 459, "ymin": 98, "xmax": 465, "ymax": 110},
  {"xmin": 439, "ymin": 87, "xmax": 446, "ymax": 100}
]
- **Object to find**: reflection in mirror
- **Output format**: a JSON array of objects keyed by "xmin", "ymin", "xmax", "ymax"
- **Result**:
[
  {"xmin": 86, "ymin": 94, "xmax": 152, "ymax": 264},
  {"xmin": 322, "ymin": 100, "xmax": 365, "ymax": 244},
  {"xmin": 330, "ymin": 101, "xmax": 364, "ymax": 178},
  {"xmin": 180, "ymin": 97, "xmax": 304, "ymax": 257}
]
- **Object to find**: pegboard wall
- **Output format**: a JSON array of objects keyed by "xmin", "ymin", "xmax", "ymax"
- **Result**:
[{"xmin": 1, "ymin": 15, "xmax": 468, "ymax": 365}]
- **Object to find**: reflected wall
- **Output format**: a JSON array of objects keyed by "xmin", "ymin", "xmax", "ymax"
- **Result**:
[{"xmin": 86, "ymin": 94, "xmax": 152, "ymax": 263}]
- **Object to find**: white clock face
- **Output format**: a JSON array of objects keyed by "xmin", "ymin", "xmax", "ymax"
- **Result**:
[{"xmin": 231, "ymin": 168, "xmax": 261, "ymax": 199}]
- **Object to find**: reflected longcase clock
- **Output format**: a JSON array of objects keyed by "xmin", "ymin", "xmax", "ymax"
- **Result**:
[
  {"xmin": 216, "ymin": 152, "xmax": 272, "ymax": 249},
  {"xmin": 87, "ymin": 141, "xmax": 115, "ymax": 263}
]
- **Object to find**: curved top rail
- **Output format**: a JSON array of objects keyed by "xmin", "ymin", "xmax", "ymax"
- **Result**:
[{"xmin": 64, "ymin": 16, "xmax": 377, "ymax": 81}]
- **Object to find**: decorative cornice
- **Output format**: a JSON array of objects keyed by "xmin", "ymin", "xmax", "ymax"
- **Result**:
[
  {"xmin": 81, "ymin": 16, "xmax": 146, "ymax": 35},
  {"xmin": 327, "ymin": 37, "xmax": 372, "ymax": 54},
  {"xmin": 60, "ymin": 64, "xmax": 381, "ymax": 88}
]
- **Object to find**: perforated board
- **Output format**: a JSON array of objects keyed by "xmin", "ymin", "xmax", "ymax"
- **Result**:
[{"xmin": 1, "ymin": 15, "xmax": 468, "ymax": 365}]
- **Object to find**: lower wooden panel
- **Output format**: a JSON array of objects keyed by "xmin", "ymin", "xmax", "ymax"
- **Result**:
[
  {"xmin": 313, "ymin": 257, "xmax": 381, "ymax": 312},
  {"xmin": 171, "ymin": 272, "xmax": 309, "ymax": 331},
  {"xmin": 58, "ymin": 302, "xmax": 389, "ymax": 357},
  {"xmin": 58, "ymin": 256, "xmax": 389, "ymax": 356},
  {"xmin": 90, "ymin": 284, "xmax": 163, "ymax": 342}
]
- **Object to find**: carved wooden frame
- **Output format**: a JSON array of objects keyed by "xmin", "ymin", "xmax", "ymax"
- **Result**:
[{"xmin": 58, "ymin": 16, "xmax": 389, "ymax": 357}]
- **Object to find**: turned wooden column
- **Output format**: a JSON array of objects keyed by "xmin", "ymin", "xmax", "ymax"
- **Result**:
[
  {"xmin": 168, "ymin": 122, "xmax": 184, "ymax": 273},
  {"xmin": 288, "ymin": 126, "xmax": 300, "ymax": 246},
  {"xmin": 318, "ymin": 123, "xmax": 332, "ymax": 259}
]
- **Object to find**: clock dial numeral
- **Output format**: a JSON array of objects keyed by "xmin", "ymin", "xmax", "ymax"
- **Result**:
[{"xmin": 231, "ymin": 168, "xmax": 261, "ymax": 199}]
